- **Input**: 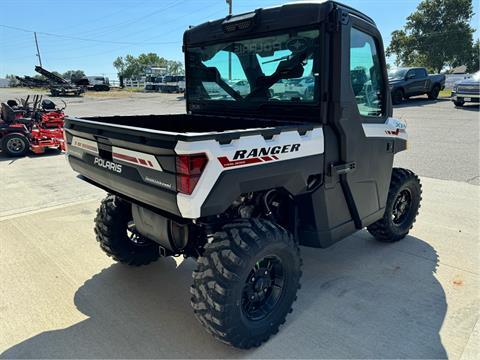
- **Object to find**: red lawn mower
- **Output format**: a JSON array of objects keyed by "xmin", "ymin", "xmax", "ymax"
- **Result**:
[{"xmin": 0, "ymin": 95, "xmax": 66, "ymax": 157}]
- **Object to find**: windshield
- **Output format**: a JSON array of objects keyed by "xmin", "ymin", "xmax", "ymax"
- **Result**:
[
  {"xmin": 187, "ymin": 29, "xmax": 320, "ymax": 107},
  {"xmin": 388, "ymin": 68, "xmax": 407, "ymax": 79}
]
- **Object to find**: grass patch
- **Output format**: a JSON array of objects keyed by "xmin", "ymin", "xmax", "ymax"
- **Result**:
[
  {"xmin": 84, "ymin": 88, "xmax": 144, "ymax": 98},
  {"xmin": 439, "ymin": 89, "xmax": 452, "ymax": 98},
  {"xmin": 122, "ymin": 87, "xmax": 145, "ymax": 92}
]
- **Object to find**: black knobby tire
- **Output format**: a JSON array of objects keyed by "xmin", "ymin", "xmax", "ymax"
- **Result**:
[
  {"xmin": 1, "ymin": 133, "xmax": 29, "ymax": 157},
  {"xmin": 428, "ymin": 85, "xmax": 440, "ymax": 100},
  {"xmin": 367, "ymin": 168, "xmax": 422, "ymax": 242},
  {"xmin": 454, "ymin": 100, "xmax": 464, "ymax": 107},
  {"xmin": 190, "ymin": 218, "xmax": 302, "ymax": 349},
  {"xmin": 392, "ymin": 89, "xmax": 404, "ymax": 104},
  {"xmin": 94, "ymin": 195, "xmax": 160, "ymax": 266}
]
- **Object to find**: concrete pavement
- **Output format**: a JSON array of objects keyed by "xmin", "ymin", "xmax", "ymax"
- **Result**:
[
  {"xmin": 393, "ymin": 98, "xmax": 479, "ymax": 185},
  {"xmin": 0, "ymin": 90, "xmax": 478, "ymax": 358},
  {"xmin": 0, "ymin": 176, "xmax": 478, "ymax": 358}
]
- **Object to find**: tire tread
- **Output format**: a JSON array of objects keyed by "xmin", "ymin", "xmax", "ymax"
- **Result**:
[
  {"xmin": 367, "ymin": 168, "xmax": 422, "ymax": 242},
  {"xmin": 191, "ymin": 218, "xmax": 301, "ymax": 349}
]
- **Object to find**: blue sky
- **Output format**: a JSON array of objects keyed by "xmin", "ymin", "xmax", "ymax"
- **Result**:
[{"xmin": 0, "ymin": 0, "xmax": 478, "ymax": 78}]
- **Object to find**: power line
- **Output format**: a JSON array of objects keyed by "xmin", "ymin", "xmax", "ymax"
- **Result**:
[
  {"xmin": 71, "ymin": 0, "xmax": 184, "ymax": 39},
  {"xmin": 0, "ymin": 2, "xmax": 219, "ymax": 55},
  {"xmin": 16, "ymin": 7, "xmax": 228, "ymax": 62},
  {"xmin": 0, "ymin": 24, "xmax": 180, "ymax": 45}
]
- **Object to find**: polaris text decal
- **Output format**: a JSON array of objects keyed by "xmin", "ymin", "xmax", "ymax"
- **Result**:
[
  {"xmin": 94, "ymin": 157, "xmax": 123, "ymax": 173},
  {"xmin": 217, "ymin": 144, "xmax": 301, "ymax": 168}
]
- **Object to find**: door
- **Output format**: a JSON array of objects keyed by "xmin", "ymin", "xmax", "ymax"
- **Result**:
[
  {"xmin": 414, "ymin": 68, "xmax": 429, "ymax": 92},
  {"xmin": 405, "ymin": 68, "xmax": 426, "ymax": 95},
  {"xmin": 328, "ymin": 15, "xmax": 394, "ymax": 228}
]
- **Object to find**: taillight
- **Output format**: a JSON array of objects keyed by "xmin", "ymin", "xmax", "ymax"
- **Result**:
[{"xmin": 176, "ymin": 153, "xmax": 208, "ymax": 195}]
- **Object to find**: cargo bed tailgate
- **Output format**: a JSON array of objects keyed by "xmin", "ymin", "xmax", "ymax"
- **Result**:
[{"xmin": 64, "ymin": 118, "xmax": 182, "ymax": 216}]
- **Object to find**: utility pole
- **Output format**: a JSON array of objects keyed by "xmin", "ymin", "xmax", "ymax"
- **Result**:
[
  {"xmin": 226, "ymin": 0, "xmax": 232, "ymax": 80},
  {"xmin": 34, "ymin": 32, "xmax": 42, "ymax": 67}
]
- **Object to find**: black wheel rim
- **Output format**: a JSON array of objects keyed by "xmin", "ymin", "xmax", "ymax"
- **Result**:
[
  {"xmin": 127, "ymin": 222, "xmax": 150, "ymax": 246},
  {"xmin": 392, "ymin": 189, "xmax": 412, "ymax": 226},
  {"xmin": 241, "ymin": 255, "xmax": 285, "ymax": 321},
  {"xmin": 6, "ymin": 138, "xmax": 25, "ymax": 154}
]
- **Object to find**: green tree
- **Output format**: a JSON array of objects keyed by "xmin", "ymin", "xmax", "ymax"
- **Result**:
[
  {"xmin": 466, "ymin": 39, "xmax": 479, "ymax": 72},
  {"xmin": 113, "ymin": 53, "xmax": 184, "ymax": 81},
  {"xmin": 62, "ymin": 70, "xmax": 86, "ymax": 82},
  {"xmin": 386, "ymin": 0, "xmax": 475, "ymax": 73},
  {"xmin": 167, "ymin": 60, "xmax": 184, "ymax": 75},
  {"xmin": 5, "ymin": 74, "xmax": 19, "ymax": 87}
]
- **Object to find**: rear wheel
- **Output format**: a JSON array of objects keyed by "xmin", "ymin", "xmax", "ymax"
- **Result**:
[
  {"xmin": 392, "ymin": 89, "xmax": 404, "ymax": 104},
  {"xmin": 94, "ymin": 195, "xmax": 160, "ymax": 266},
  {"xmin": 428, "ymin": 85, "xmax": 440, "ymax": 100},
  {"xmin": 367, "ymin": 168, "xmax": 422, "ymax": 242},
  {"xmin": 190, "ymin": 218, "xmax": 302, "ymax": 349},
  {"xmin": 1, "ymin": 133, "xmax": 29, "ymax": 157}
]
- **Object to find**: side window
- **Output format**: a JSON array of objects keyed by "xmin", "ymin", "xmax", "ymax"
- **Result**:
[
  {"xmin": 415, "ymin": 68, "xmax": 426, "ymax": 78},
  {"xmin": 350, "ymin": 27, "xmax": 385, "ymax": 117}
]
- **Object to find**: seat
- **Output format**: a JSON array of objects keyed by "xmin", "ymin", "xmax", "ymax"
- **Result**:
[
  {"xmin": 6, "ymin": 100, "xmax": 18, "ymax": 108},
  {"xmin": 350, "ymin": 68, "xmax": 368, "ymax": 96},
  {"xmin": 41, "ymin": 99, "xmax": 56, "ymax": 111},
  {"xmin": 1, "ymin": 103, "xmax": 31, "ymax": 125}
]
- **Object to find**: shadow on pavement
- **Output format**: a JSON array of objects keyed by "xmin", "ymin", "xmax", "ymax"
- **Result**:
[
  {"xmin": 1, "ymin": 233, "xmax": 447, "ymax": 359},
  {"xmin": 0, "ymin": 148, "xmax": 63, "ymax": 163}
]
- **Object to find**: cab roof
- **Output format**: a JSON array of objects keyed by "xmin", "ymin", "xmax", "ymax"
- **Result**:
[{"xmin": 184, "ymin": 0, "xmax": 375, "ymax": 46}]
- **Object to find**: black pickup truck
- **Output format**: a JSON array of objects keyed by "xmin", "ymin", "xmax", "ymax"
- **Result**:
[
  {"xmin": 64, "ymin": 1, "xmax": 422, "ymax": 349},
  {"xmin": 388, "ymin": 67, "xmax": 445, "ymax": 104}
]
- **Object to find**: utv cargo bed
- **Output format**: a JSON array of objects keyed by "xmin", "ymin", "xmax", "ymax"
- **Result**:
[
  {"xmin": 66, "ymin": 113, "xmax": 315, "ymax": 140},
  {"xmin": 64, "ymin": 114, "xmax": 322, "ymax": 218}
]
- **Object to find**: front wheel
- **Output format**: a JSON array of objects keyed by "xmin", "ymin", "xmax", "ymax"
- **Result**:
[
  {"xmin": 454, "ymin": 100, "xmax": 464, "ymax": 107},
  {"xmin": 1, "ymin": 133, "xmax": 29, "ymax": 157},
  {"xmin": 392, "ymin": 89, "xmax": 404, "ymax": 105},
  {"xmin": 190, "ymin": 218, "xmax": 302, "ymax": 349},
  {"xmin": 94, "ymin": 195, "xmax": 160, "ymax": 266},
  {"xmin": 367, "ymin": 168, "xmax": 422, "ymax": 242}
]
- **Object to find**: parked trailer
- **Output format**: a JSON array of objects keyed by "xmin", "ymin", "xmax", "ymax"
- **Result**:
[{"xmin": 34, "ymin": 66, "xmax": 84, "ymax": 96}]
